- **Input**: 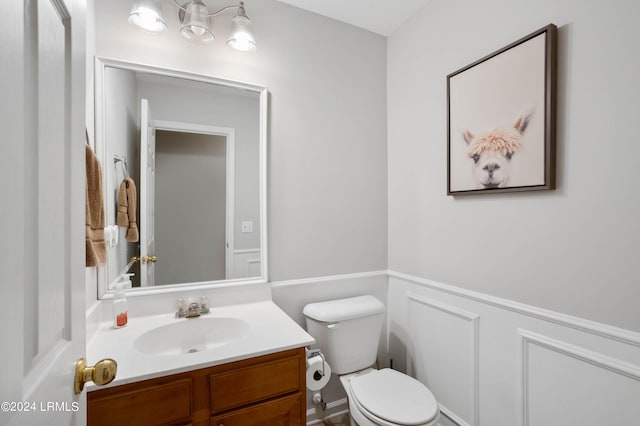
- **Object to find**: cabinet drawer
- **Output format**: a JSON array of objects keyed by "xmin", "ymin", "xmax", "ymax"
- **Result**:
[
  {"xmin": 209, "ymin": 356, "xmax": 301, "ymax": 413},
  {"xmin": 210, "ymin": 393, "xmax": 303, "ymax": 426},
  {"xmin": 88, "ymin": 378, "xmax": 192, "ymax": 426}
]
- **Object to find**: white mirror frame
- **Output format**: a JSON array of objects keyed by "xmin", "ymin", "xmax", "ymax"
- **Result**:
[{"xmin": 94, "ymin": 56, "xmax": 268, "ymax": 298}]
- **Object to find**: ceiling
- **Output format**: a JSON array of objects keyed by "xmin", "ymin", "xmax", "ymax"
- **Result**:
[{"xmin": 275, "ymin": 0, "xmax": 429, "ymax": 36}]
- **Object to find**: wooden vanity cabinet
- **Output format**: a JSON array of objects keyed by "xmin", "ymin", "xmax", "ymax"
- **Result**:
[{"xmin": 87, "ymin": 347, "xmax": 306, "ymax": 426}]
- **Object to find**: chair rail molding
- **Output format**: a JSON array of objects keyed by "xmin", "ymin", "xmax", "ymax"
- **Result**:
[{"xmin": 388, "ymin": 270, "xmax": 640, "ymax": 348}]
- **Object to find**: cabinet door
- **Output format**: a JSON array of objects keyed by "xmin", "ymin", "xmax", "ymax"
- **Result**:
[
  {"xmin": 210, "ymin": 355, "xmax": 301, "ymax": 413},
  {"xmin": 88, "ymin": 378, "xmax": 193, "ymax": 426},
  {"xmin": 210, "ymin": 393, "xmax": 303, "ymax": 426}
]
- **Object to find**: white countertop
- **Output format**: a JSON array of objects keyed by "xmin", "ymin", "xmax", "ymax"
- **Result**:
[{"xmin": 86, "ymin": 300, "xmax": 315, "ymax": 390}]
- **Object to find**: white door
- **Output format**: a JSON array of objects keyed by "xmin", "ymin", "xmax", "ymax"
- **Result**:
[
  {"xmin": 0, "ymin": 0, "xmax": 87, "ymax": 425},
  {"xmin": 140, "ymin": 99, "xmax": 157, "ymax": 287}
]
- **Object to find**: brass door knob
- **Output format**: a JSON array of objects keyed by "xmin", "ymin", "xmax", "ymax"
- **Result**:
[
  {"xmin": 141, "ymin": 255, "xmax": 158, "ymax": 264},
  {"xmin": 74, "ymin": 358, "xmax": 117, "ymax": 394}
]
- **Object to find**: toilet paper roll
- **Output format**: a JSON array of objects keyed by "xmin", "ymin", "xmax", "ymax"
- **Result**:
[{"xmin": 306, "ymin": 356, "xmax": 331, "ymax": 391}]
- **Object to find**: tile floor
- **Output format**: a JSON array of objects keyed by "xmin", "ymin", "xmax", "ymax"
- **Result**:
[{"xmin": 322, "ymin": 412, "xmax": 351, "ymax": 426}]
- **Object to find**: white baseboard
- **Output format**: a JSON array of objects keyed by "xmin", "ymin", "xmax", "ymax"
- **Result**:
[{"xmin": 306, "ymin": 398, "xmax": 349, "ymax": 425}]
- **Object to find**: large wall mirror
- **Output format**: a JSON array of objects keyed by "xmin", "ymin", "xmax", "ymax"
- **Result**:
[{"xmin": 95, "ymin": 57, "xmax": 268, "ymax": 297}]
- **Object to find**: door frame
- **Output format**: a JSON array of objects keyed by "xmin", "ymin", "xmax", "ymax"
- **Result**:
[
  {"xmin": 139, "ymin": 99, "xmax": 156, "ymax": 287},
  {"xmin": 154, "ymin": 120, "xmax": 236, "ymax": 280}
]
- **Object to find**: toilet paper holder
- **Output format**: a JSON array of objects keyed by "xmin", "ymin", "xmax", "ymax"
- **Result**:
[{"xmin": 307, "ymin": 349, "xmax": 327, "ymax": 377}]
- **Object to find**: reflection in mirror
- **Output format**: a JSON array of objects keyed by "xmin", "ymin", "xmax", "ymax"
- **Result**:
[{"xmin": 95, "ymin": 57, "xmax": 267, "ymax": 297}]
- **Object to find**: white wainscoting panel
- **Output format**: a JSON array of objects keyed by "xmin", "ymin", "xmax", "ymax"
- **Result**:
[
  {"xmin": 519, "ymin": 329, "xmax": 640, "ymax": 426},
  {"xmin": 270, "ymin": 270, "xmax": 640, "ymax": 425},
  {"xmin": 387, "ymin": 272, "xmax": 640, "ymax": 426},
  {"xmin": 407, "ymin": 294, "xmax": 479, "ymax": 426},
  {"xmin": 233, "ymin": 248, "xmax": 261, "ymax": 279}
]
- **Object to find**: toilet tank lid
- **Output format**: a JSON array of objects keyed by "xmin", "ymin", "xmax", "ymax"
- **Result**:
[{"xmin": 303, "ymin": 295, "xmax": 385, "ymax": 322}]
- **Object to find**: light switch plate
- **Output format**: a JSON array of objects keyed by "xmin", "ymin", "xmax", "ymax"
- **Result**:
[{"xmin": 241, "ymin": 221, "xmax": 253, "ymax": 233}]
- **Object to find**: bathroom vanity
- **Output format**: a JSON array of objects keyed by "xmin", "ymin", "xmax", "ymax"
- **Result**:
[
  {"xmin": 85, "ymin": 301, "xmax": 314, "ymax": 426},
  {"xmin": 88, "ymin": 347, "xmax": 305, "ymax": 425}
]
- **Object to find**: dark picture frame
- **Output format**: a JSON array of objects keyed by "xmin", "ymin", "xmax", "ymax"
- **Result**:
[{"xmin": 447, "ymin": 24, "xmax": 557, "ymax": 195}]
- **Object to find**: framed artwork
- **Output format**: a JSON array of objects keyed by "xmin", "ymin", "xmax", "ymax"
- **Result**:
[{"xmin": 447, "ymin": 24, "xmax": 557, "ymax": 195}]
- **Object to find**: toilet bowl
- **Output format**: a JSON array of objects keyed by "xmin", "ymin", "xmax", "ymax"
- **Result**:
[
  {"xmin": 340, "ymin": 368, "xmax": 440, "ymax": 426},
  {"xmin": 303, "ymin": 296, "xmax": 441, "ymax": 426}
]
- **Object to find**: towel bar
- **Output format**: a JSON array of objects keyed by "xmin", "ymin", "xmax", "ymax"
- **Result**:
[{"xmin": 113, "ymin": 155, "xmax": 129, "ymax": 178}]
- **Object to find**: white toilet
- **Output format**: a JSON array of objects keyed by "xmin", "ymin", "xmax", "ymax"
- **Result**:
[{"xmin": 303, "ymin": 295, "xmax": 440, "ymax": 426}]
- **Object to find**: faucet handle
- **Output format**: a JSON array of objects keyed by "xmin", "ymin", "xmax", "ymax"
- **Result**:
[
  {"xmin": 199, "ymin": 296, "xmax": 210, "ymax": 314},
  {"xmin": 175, "ymin": 298, "xmax": 187, "ymax": 318}
]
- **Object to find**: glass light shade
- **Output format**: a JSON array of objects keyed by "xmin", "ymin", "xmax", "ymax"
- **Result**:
[
  {"xmin": 129, "ymin": 0, "xmax": 167, "ymax": 33},
  {"xmin": 226, "ymin": 15, "xmax": 256, "ymax": 52},
  {"xmin": 180, "ymin": 1, "xmax": 214, "ymax": 44}
]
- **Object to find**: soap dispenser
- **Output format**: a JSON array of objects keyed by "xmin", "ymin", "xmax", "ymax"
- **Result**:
[{"xmin": 113, "ymin": 274, "xmax": 132, "ymax": 328}]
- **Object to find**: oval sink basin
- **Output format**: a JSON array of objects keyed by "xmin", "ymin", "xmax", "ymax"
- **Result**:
[{"xmin": 134, "ymin": 317, "xmax": 250, "ymax": 356}]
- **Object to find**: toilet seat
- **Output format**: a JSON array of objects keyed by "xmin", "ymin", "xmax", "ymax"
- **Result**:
[{"xmin": 349, "ymin": 369, "xmax": 438, "ymax": 426}]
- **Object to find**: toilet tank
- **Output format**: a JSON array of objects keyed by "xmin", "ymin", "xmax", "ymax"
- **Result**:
[{"xmin": 303, "ymin": 295, "xmax": 385, "ymax": 375}]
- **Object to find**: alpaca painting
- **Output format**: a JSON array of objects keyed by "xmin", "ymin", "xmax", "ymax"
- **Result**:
[
  {"xmin": 462, "ymin": 111, "xmax": 532, "ymax": 189},
  {"xmin": 447, "ymin": 24, "xmax": 556, "ymax": 194}
]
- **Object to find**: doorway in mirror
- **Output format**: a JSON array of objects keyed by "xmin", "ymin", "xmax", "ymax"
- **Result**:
[{"xmin": 153, "ymin": 127, "xmax": 233, "ymax": 286}]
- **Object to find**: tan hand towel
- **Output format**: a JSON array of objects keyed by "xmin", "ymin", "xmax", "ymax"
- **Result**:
[
  {"xmin": 86, "ymin": 145, "xmax": 106, "ymax": 267},
  {"xmin": 117, "ymin": 177, "xmax": 139, "ymax": 243},
  {"xmin": 116, "ymin": 179, "xmax": 129, "ymax": 227}
]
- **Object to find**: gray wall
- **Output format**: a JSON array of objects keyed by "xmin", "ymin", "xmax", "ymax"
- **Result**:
[
  {"xmin": 137, "ymin": 78, "xmax": 261, "ymax": 251},
  {"xmin": 387, "ymin": 0, "xmax": 640, "ymax": 332},
  {"xmin": 94, "ymin": 0, "xmax": 388, "ymax": 282},
  {"xmin": 104, "ymin": 67, "xmax": 139, "ymax": 286}
]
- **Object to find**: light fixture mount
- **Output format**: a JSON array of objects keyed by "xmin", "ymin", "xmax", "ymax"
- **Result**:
[{"xmin": 173, "ymin": 0, "xmax": 246, "ymax": 19}]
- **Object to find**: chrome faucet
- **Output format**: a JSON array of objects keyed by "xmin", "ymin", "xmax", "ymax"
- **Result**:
[
  {"xmin": 186, "ymin": 302, "xmax": 201, "ymax": 318},
  {"xmin": 176, "ymin": 297, "xmax": 210, "ymax": 318}
]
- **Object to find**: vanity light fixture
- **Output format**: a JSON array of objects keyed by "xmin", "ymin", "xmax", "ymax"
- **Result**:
[
  {"xmin": 129, "ymin": 0, "xmax": 257, "ymax": 52},
  {"xmin": 128, "ymin": 0, "xmax": 167, "ymax": 33}
]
